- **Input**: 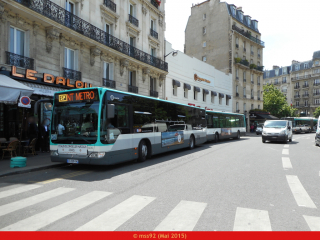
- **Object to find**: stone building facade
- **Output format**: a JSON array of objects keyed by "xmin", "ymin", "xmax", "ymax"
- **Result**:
[
  {"xmin": 263, "ymin": 51, "xmax": 320, "ymax": 117},
  {"xmin": 184, "ymin": 0, "xmax": 265, "ymax": 129},
  {"xmin": 0, "ymin": 0, "xmax": 167, "ymax": 98}
]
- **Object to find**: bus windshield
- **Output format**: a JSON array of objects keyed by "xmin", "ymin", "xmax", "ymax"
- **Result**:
[{"xmin": 264, "ymin": 121, "xmax": 287, "ymax": 128}]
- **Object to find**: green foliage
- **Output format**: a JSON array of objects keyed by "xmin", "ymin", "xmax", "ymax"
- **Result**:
[
  {"xmin": 250, "ymin": 64, "xmax": 257, "ymax": 69},
  {"xmin": 242, "ymin": 59, "xmax": 249, "ymax": 66},
  {"xmin": 234, "ymin": 57, "xmax": 241, "ymax": 63},
  {"xmin": 314, "ymin": 107, "xmax": 320, "ymax": 118},
  {"xmin": 263, "ymin": 84, "xmax": 298, "ymax": 118}
]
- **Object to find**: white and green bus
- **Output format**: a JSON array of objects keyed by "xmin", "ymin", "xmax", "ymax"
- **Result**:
[
  {"xmin": 206, "ymin": 111, "xmax": 246, "ymax": 142},
  {"xmin": 281, "ymin": 117, "xmax": 317, "ymax": 133},
  {"xmin": 50, "ymin": 87, "xmax": 207, "ymax": 165}
]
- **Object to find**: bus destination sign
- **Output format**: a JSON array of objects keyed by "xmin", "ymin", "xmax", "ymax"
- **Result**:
[{"xmin": 57, "ymin": 90, "xmax": 99, "ymax": 103}]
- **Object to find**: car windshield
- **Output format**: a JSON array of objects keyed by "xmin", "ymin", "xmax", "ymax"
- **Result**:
[
  {"xmin": 264, "ymin": 121, "xmax": 287, "ymax": 128},
  {"xmin": 51, "ymin": 101, "xmax": 100, "ymax": 144}
]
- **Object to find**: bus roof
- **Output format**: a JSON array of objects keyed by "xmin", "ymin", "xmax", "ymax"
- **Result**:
[
  {"xmin": 206, "ymin": 110, "xmax": 245, "ymax": 116},
  {"xmin": 54, "ymin": 87, "xmax": 208, "ymax": 110}
]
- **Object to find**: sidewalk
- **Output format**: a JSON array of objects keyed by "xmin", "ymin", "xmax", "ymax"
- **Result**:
[{"xmin": 0, "ymin": 152, "xmax": 66, "ymax": 178}]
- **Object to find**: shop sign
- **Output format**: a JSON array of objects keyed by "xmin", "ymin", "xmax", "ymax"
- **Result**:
[
  {"xmin": 194, "ymin": 74, "xmax": 211, "ymax": 84},
  {"xmin": 10, "ymin": 66, "xmax": 92, "ymax": 89},
  {"xmin": 18, "ymin": 96, "xmax": 31, "ymax": 108},
  {"xmin": 56, "ymin": 89, "xmax": 99, "ymax": 103}
]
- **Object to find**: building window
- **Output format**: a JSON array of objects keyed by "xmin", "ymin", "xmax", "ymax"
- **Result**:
[
  {"xmin": 236, "ymin": 85, "xmax": 239, "ymax": 93},
  {"xmin": 203, "ymin": 41, "xmax": 206, "ymax": 47},
  {"xmin": 251, "ymin": 104, "xmax": 254, "ymax": 110},
  {"xmin": 203, "ymin": 14, "xmax": 206, "ymax": 20},
  {"xmin": 236, "ymin": 69, "xmax": 239, "ymax": 78},
  {"xmin": 313, "ymin": 69, "xmax": 320, "ymax": 74},
  {"xmin": 64, "ymin": 47, "xmax": 76, "ymax": 70},
  {"xmin": 219, "ymin": 97, "xmax": 222, "ymax": 105},
  {"xmin": 243, "ymin": 87, "xmax": 246, "ymax": 97},
  {"xmin": 315, "ymin": 61, "xmax": 319, "ymax": 66},
  {"xmin": 296, "ymin": 64, "xmax": 300, "ymax": 71},
  {"xmin": 243, "ymin": 71, "xmax": 246, "ymax": 80},
  {"xmin": 275, "ymin": 69, "xmax": 279, "ymax": 76},
  {"xmin": 203, "ymin": 92, "xmax": 206, "ymax": 102},
  {"xmin": 258, "ymin": 105, "xmax": 260, "ymax": 109},
  {"xmin": 304, "ymin": 63, "xmax": 308, "ymax": 69},
  {"xmin": 66, "ymin": 0, "xmax": 75, "ymax": 14},
  {"xmin": 315, "ymin": 99, "xmax": 320, "ymax": 104},
  {"xmin": 250, "ymin": 59, "xmax": 253, "ymax": 64},
  {"xmin": 184, "ymin": 88, "xmax": 188, "ymax": 98},
  {"xmin": 129, "ymin": 71, "xmax": 136, "ymax": 86},
  {"xmin": 211, "ymin": 94, "xmax": 214, "ymax": 103},
  {"xmin": 150, "ymin": 77, "xmax": 156, "ymax": 92},
  {"xmin": 151, "ymin": 48, "xmax": 156, "ymax": 57},
  {"xmin": 305, "ymin": 100, "xmax": 309, "ymax": 107},
  {"xmin": 226, "ymin": 98, "xmax": 229, "ymax": 106},
  {"xmin": 258, "ymin": 91, "xmax": 260, "ymax": 99},
  {"xmin": 236, "ymin": 102, "xmax": 239, "ymax": 111},
  {"xmin": 257, "ymin": 76, "xmax": 260, "ymax": 85},
  {"xmin": 194, "ymin": 88, "xmax": 198, "ymax": 100},
  {"xmin": 129, "ymin": 3, "xmax": 136, "ymax": 17},
  {"xmin": 151, "ymin": 19, "xmax": 156, "ymax": 31},
  {"xmin": 251, "ymin": 89, "xmax": 254, "ymax": 98},
  {"xmin": 296, "ymin": 101, "xmax": 300, "ymax": 107},
  {"xmin": 202, "ymin": 56, "xmax": 207, "ymax": 62},
  {"xmin": 104, "ymin": 62, "xmax": 114, "ymax": 80},
  {"xmin": 9, "ymin": 26, "xmax": 26, "ymax": 56},
  {"xmin": 251, "ymin": 74, "xmax": 254, "ymax": 82},
  {"xmin": 243, "ymin": 103, "xmax": 246, "ymax": 112},
  {"xmin": 203, "ymin": 27, "xmax": 206, "ymax": 35},
  {"xmin": 314, "ymin": 79, "xmax": 320, "ymax": 85},
  {"xmin": 173, "ymin": 84, "xmax": 177, "ymax": 96}
]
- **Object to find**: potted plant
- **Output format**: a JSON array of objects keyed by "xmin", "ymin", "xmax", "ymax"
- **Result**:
[{"xmin": 234, "ymin": 57, "xmax": 242, "ymax": 63}]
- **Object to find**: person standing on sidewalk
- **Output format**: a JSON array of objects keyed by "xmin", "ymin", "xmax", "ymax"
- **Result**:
[
  {"xmin": 27, "ymin": 116, "xmax": 38, "ymax": 148},
  {"xmin": 40, "ymin": 119, "xmax": 49, "ymax": 153}
]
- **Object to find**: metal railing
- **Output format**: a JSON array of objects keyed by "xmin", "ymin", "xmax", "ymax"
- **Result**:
[
  {"xmin": 150, "ymin": 90, "xmax": 158, "ymax": 97},
  {"xmin": 13, "ymin": 0, "xmax": 167, "ymax": 72},
  {"xmin": 314, "ymin": 82, "xmax": 320, "ymax": 86},
  {"xmin": 302, "ymin": 93, "xmax": 309, "ymax": 98},
  {"xmin": 294, "ymin": 86, "xmax": 300, "ymax": 89},
  {"xmin": 302, "ymin": 84, "xmax": 309, "ymax": 88},
  {"xmin": 5, "ymin": 51, "xmax": 34, "ymax": 70},
  {"xmin": 243, "ymin": 48, "xmax": 246, "ymax": 52},
  {"xmin": 150, "ymin": 0, "xmax": 159, "ymax": 9},
  {"xmin": 243, "ymin": 79, "xmax": 247, "ymax": 82},
  {"xmin": 103, "ymin": 78, "xmax": 116, "ymax": 89},
  {"xmin": 251, "ymin": 81, "xmax": 254, "ymax": 84},
  {"xmin": 63, "ymin": 67, "xmax": 81, "ymax": 80},
  {"xmin": 294, "ymin": 95, "xmax": 300, "ymax": 98},
  {"xmin": 150, "ymin": 29, "xmax": 158, "ymax": 39},
  {"xmin": 292, "ymin": 75, "xmax": 311, "ymax": 81},
  {"xmin": 274, "ymin": 82, "xmax": 279, "ymax": 85},
  {"xmin": 103, "ymin": 0, "xmax": 116, "ymax": 12},
  {"xmin": 232, "ymin": 25, "xmax": 265, "ymax": 47},
  {"xmin": 313, "ymin": 92, "xmax": 320, "ymax": 96},
  {"xmin": 236, "ymin": 44, "xmax": 239, "ymax": 48},
  {"xmin": 236, "ymin": 93, "xmax": 239, "ymax": 97},
  {"xmin": 129, "ymin": 14, "xmax": 139, "ymax": 27},
  {"xmin": 128, "ymin": 85, "xmax": 138, "ymax": 93}
]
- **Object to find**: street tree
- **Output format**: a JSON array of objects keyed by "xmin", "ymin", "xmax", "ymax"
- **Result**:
[
  {"xmin": 314, "ymin": 106, "xmax": 320, "ymax": 118},
  {"xmin": 263, "ymin": 84, "xmax": 298, "ymax": 118}
]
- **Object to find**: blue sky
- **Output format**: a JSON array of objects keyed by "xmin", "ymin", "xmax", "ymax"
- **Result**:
[{"xmin": 165, "ymin": 0, "xmax": 320, "ymax": 70}]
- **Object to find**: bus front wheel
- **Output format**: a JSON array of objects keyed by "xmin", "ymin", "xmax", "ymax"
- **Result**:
[
  {"xmin": 138, "ymin": 140, "xmax": 148, "ymax": 162},
  {"xmin": 215, "ymin": 133, "xmax": 219, "ymax": 143}
]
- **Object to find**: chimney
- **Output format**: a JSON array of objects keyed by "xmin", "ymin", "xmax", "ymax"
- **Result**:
[
  {"xmin": 273, "ymin": 65, "xmax": 279, "ymax": 70},
  {"xmin": 292, "ymin": 60, "xmax": 300, "ymax": 64}
]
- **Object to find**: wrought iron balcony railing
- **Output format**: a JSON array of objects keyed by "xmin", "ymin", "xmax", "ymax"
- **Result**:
[
  {"xmin": 251, "ymin": 81, "xmax": 254, "ymax": 85},
  {"xmin": 243, "ymin": 79, "xmax": 247, "ymax": 82},
  {"xmin": 150, "ymin": 90, "xmax": 158, "ymax": 98},
  {"xmin": 314, "ymin": 82, "xmax": 320, "ymax": 86},
  {"xmin": 103, "ymin": 0, "xmax": 116, "ymax": 13},
  {"xmin": 302, "ymin": 93, "xmax": 309, "ymax": 98},
  {"xmin": 294, "ymin": 86, "xmax": 300, "ymax": 89},
  {"xmin": 274, "ymin": 82, "xmax": 279, "ymax": 85},
  {"xmin": 294, "ymin": 95, "xmax": 300, "ymax": 98},
  {"xmin": 150, "ymin": 0, "xmax": 159, "ymax": 9},
  {"xmin": 150, "ymin": 29, "xmax": 158, "ymax": 39},
  {"xmin": 62, "ymin": 67, "xmax": 81, "ymax": 80},
  {"xmin": 128, "ymin": 85, "xmax": 138, "ymax": 93},
  {"xmin": 292, "ymin": 75, "xmax": 311, "ymax": 81},
  {"xmin": 232, "ymin": 25, "xmax": 265, "ymax": 47},
  {"xmin": 129, "ymin": 14, "xmax": 139, "ymax": 27},
  {"xmin": 5, "ymin": 51, "xmax": 34, "ymax": 70},
  {"xmin": 313, "ymin": 92, "xmax": 320, "ymax": 96},
  {"xmin": 13, "ymin": 0, "xmax": 167, "ymax": 72},
  {"xmin": 236, "ymin": 93, "xmax": 239, "ymax": 97},
  {"xmin": 103, "ymin": 78, "xmax": 116, "ymax": 89},
  {"xmin": 302, "ymin": 84, "xmax": 309, "ymax": 88},
  {"xmin": 236, "ymin": 44, "xmax": 239, "ymax": 48}
]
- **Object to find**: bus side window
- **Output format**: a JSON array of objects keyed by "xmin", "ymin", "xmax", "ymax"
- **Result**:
[
  {"xmin": 207, "ymin": 115, "xmax": 213, "ymax": 128},
  {"xmin": 212, "ymin": 114, "xmax": 219, "ymax": 128}
]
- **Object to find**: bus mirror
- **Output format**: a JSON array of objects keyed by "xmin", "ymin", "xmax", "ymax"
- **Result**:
[{"xmin": 108, "ymin": 104, "xmax": 115, "ymax": 119}]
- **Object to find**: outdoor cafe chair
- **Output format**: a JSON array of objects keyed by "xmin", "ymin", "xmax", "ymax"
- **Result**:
[
  {"xmin": 9, "ymin": 137, "xmax": 18, "ymax": 142},
  {"xmin": 24, "ymin": 138, "xmax": 37, "ymax": 156},
  {"xmin": 2, "ymin": 140, "xmax": 19, "ymax": 159}
]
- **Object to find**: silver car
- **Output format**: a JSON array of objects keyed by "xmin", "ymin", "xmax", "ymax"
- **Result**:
[{"xmin": 256, "ymin": 124, "xmax": 263, "ymax": 135}]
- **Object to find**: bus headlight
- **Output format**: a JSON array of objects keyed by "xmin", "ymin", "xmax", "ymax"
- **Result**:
[
  {"xmin": 50, "ymin": 150, "xmax": 59, "ymax": 156},
  {"xmin": 89, "ymin": 152, "xmax": 105, "ymax": 158}
]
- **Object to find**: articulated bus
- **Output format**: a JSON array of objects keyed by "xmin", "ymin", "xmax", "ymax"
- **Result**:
[
  {"xmin": 49, "ymin": 87, "xmax": 245, "ymax": 165},
  {"xmin": 281, "ymin": 117, "xmax": 317, "ymax": 133}
]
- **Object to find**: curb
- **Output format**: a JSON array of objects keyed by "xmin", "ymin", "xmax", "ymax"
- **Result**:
[{"xmin": 0, "ymin": 163, "xmax": 67, "ymax": 178}]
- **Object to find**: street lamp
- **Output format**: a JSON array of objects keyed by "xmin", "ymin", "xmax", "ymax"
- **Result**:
[{"xmin": 164, "ymin": 50, "xmax": 178, "ymax": 59}]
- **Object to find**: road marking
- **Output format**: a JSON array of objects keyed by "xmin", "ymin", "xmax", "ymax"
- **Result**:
[
  {"xmin": 282, "ymin": 157, "xmax": 292, "ymax": 169},
  {"xmin": 154, "ymin": 201, "xmax": 207, "ymax": 231},
  {"xmin": 1, "ymin": 191, "xmax": 112, "ymax": 231},
  {"xmin": 76, "ymin": 195, "xmax": 155, "ymax": 231},
  {"xmin": 0, "ymin": 187, "xmax": 74, "ymax": 217},
  {"xmin": 284, "ymin": 145, "xmax": 289, "ymax": 148},
  {"xmin": 303, "ymin": 215, "xmax": 320, "ymax": 231},
  {"xmin": 32, "ymin": 171, "xmax": 91, "ymax": 184},
  {"xmin": 286, "ymin": 175, "xmax": 317, "ymax": 208},
  {"xmin": 233, "ymin": 207, "xmax": 272, "ymax": 231},
  {"xmin": 282, "ymin": 149, "xmax": 289, "ymax": 155},
  {"xmin": 0, "ymin": 184, "xmax": 42, "ymax": 199}
]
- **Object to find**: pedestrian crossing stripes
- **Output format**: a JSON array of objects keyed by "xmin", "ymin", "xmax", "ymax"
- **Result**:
[
  {"xmin": 76, "ymin": 195, "xmax": 155, "ymax": 231},
  {"xmin": 154, "ymin": 201, "xmax": 207, "ymax": 231},
  {"xmin": 233, "ymin": 207, "xmax": 272, "ymax": 231},
  {"xmin": 1, "ymin": 191, "xmax": 112, "ymax": 231},
  {"xmin": 286, "ymin": 175, "xmax": 317, "ymax": 208},
  {"xmin": 0, "ymin": 184, "xmax": 42, "ymax": 199},
  {"xmin": 0, "ymin": 187, "xmax": 74, "ymax": 217},
  {"xmin": 303, "ymin": 215, "xmax": 320, "ymax": 231}
]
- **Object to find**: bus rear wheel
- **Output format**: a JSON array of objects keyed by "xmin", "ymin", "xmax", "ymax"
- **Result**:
[
  {"xmin": 138, "ymin": 140, "xmax": 148, "ymax": 162},
  {"xmin": 215, "ymin": 133, "xmax": 219, "ymax": 143},
  {"xmin": 236, "ymin": 131, "xmax": 240, "ymax": 139},
  {"xmin": 189, "ymin": 136, "xmax": 195, "ymax": 150}
]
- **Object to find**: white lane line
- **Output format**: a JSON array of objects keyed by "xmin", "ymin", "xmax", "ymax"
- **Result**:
[
  {"xmin": 233, "ymin": 207, "xmax": 272, "ymax": 231},
  {"xmin": 303, "ymin": 215, "xmax": 320, "ymax": 231},
  {"xmin": 76, "ymin": 195, "xmax": 155, "ymax": 231},
  {"xmin": 282, "ymin": 149, "xmax": 289, "ymax": 155},
  {"xmin": 284, "ymin": 145, "xmax": 289, "ymax": 148},
  {"xmin": 286, "ymin": 175, "xmax": 317, "ymax": 208},
  {"xmin": 282, "ymin": 157, "xmax": 292, "ymax": 169},
  {"xmin": 1, "ymin": 191, "xmax": 112, "ymax": 231},
  {"xmin": 154, "ymin": 201, "xmax": 207, "ymax": 231},
  {"xmin": 0, "ymin": 187, "xmax": 74, "ymax": 217},
  {"xmin": 0, "ymin": 184, "xmax": 42, "ymax": 199}
]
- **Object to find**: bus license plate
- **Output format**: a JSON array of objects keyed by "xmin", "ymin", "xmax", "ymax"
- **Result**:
[{"xmin": 67, "ymin": 159, "xmax": 79, "ymax": 164}]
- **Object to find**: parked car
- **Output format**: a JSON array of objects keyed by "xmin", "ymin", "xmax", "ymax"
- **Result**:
[
  {"xmin": 262, "ymin": 120, "xmax": 293, "ymax": 143},
  {"xmin": 256, "ymin": 124, "xmax": 263, "ymax": 135}
]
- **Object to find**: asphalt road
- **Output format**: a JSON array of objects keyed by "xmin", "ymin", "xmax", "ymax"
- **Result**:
[{"xmin": 0, "ymin": 133, "xmax": 320, "ymax": 231}]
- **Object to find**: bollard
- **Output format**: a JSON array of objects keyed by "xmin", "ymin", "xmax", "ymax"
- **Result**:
[{"xmin": 10, "ymin": 157, "xmax": 27, "ymax": 168}]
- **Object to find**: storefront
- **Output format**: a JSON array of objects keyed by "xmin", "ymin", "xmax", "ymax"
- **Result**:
[
  {"xmin": 249, "ymin": 111, "xmax": 279, "ymax": 130},
  {"xmin": 0, "ymin": 66, "xmax": 92, "ymax": 143}
]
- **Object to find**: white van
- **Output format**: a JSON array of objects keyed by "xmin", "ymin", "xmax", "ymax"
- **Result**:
[
  {"xmin": 262, "ymin": 120, "xmax": 293, "ymax": 143},
  {"xmin": 315, "ymin": 117, "xmax": 320, "ymax": 146}
]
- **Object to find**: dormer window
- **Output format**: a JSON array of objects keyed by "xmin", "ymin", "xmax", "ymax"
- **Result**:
[
  {"xmin": 316, "ymin": 61, "xmax": 319, "ymax": 66},
  {"xmin": 275, "ymin": 69, "xmax": 279, "ymax": 76},
  {"xmin": 304, "ymin": 63, "xmax": 308, "ymax": 69},
  {"xmin": 232, "ymin": 6, "xmax": 236, "ymax": 16},
  {"xmin": 266, "ymin": 71, "xmax": 269, "ymax": 78},
  {"xmin": 283, "ymin": 67, "xmax": 287, "ymax": 74},
  {"xmin": 247, "ymin": 17, "xmax": 251, "ymax": 26},
  {"xmin": 239, "ymin": 12, "xmax": 243, "ymax": 21},
  {"xmin": 296, "ymin": 65, "xmax": 300, "ymax": 71}
]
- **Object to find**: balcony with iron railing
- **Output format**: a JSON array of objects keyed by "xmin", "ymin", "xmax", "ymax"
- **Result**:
[
  {"xmin": 150, "ymin": 0, "xmax": 159, "ymax": 9},
  {"xmin": 294, "ymin": 95, "xmax": 300, "ymax": 99},
  {"xmin": 302, "ymin": 93, "xmax": 309, "ymax": 98},
  {"xmin": 236, "ymin": 110, "xmax": 240, "ymax": 113},
  {"xmin": 294, "ymin": 86, "xmax": 300, "ymax": 89},
  {"xmin": 302, "ymin": 84, "xmax": 309, "ymax": 88},
  {"xmin": 232, "ymin": 25, "xmax": 265, "ymax": 47},
  {"xmin": 313, "ymin": 92, "xmax": 320, "ymax": 96},
  {"xmin": 150, "ymin": 90, "xmax": 158, "ymax": 98},
  {"xmin": 129, "ymin": 14, "xmax": 139, "ymax": 27},
  {"xmin": 62, "ymin": 67, "xmax": 81, "ymax": 80},
  {"xmin": 103, "ymin": 0, "xmax": 116, "ymax": 12},
  {"xmin": 128, "ymin": 85, "xmax": 138, "ymax": 93},
  {"xmin": 103, "ymin": 78, "xmax": 116, "ymax": 89},
  {"xmin": 243, "ymin": 95, "xmax": 247, "ymax": 98},
  {"xmin": 291, "ymin": 75, "xmax": 311, "ymax": 81},
  {"xmin": 314, "ymin": 82, "xmax": 320, "ymax": 86},
  {"xmin": 243, "ymin": 78, "xmax": 247, "ymax": 82},
  {"xmin": 251, "ymin": 81, "xmax": 254, "ymax": 85},
  {"xmin": 13, "ymin": 0, "xmax": 167, "ymax": 72},
  {"xmin": 236, "ymin": 93, "xmax": 239, "ymax": 97},
  {"xmin": 282, "ymin": 79, "xmax": 287, "ymax": 84},
  {"xmin": 5, "ymin": 51, "xmax": 34, "ymax": 70},
  {"xmin": 274, "ymin": 82, "xmax": 279, "ymax": 85},
  {"xmin": 150, "ymin": 28, "xmax": 158, "ymax": 39}
]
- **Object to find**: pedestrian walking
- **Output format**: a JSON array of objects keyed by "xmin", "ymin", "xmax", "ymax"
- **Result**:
[{"xmin": 40, "ymin": 119, "xmax": 49, "ymax": 153}]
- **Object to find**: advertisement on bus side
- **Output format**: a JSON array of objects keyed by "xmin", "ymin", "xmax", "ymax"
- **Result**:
[
  {"xmin": 221, "ymin": 128, "xmax": 232, "ymax": 136},
  {"xmin": 161, "ymin": 131, "xmax": 184, "ymax": 147}
]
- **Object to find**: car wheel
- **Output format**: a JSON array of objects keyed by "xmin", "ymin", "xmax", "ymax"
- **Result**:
[
  {"xmin": 315, "ymin": 141, "xmax": 318, "ymax": 146},
  {"xmin": 289, "ymin": 137, "xmax": 292, "ymax": 142},
  {"xmin": 262, "ymin": 138, "xmax": 266, "ymax": 143},
  {"xmin": 189, "ymin": 135, "xmax": 195, "ymax": 149},
  {"xmin": 137, "ymin": 140, "xmax": 148, "ymax": 162}
]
